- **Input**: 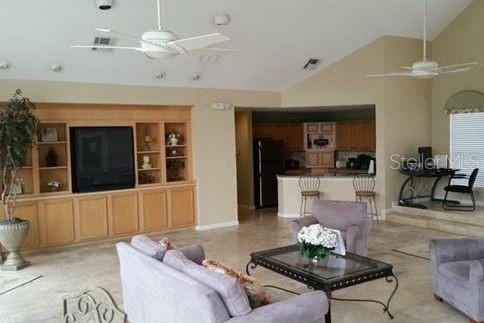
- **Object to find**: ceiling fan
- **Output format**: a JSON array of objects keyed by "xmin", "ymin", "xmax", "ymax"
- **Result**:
[
  {"xmin": 71, "ymin": 0, "xmax": 236, "ymax": 59},
  {"xmin": 367, "ymin": 0, "xmax": 479, "ymax": 79}
]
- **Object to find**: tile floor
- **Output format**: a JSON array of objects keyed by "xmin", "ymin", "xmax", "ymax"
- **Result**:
[{"xmin": 0, "ymin": 208, "xmax": 470, "ymax": 322}]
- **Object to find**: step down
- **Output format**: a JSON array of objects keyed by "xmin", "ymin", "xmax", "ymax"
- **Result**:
[
  {"xmin": 392, "ymin": 205, "xmax": 484, "ymax": 227},
  {"xmin": 387, "ymin": 212, "xmax": 484, "ymax": 238}
]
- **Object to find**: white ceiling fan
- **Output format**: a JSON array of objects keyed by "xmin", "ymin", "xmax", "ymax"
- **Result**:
[
  {"xmin": 367, "ymin": 0, "xmax": 479, "ymax": 79},
  {"xmin": 71, "ymin": 0, "xmax": 236, "ymax": 59}
]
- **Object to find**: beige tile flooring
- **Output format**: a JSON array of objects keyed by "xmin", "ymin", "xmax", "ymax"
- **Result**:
[{"xmin": 0, "ymin": 208, "xmax": 470, "ymax": 323}]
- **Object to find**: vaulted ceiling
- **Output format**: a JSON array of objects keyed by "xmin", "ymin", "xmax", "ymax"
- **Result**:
[{"xmin": 0, "ymin": 0, "xmax": 473, "ymax": 91}]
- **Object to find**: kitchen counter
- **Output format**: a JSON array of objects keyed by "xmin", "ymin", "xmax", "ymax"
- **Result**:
[{"xmin": 282, "ymin": 168, "xmax": 368, "ymax": 177}]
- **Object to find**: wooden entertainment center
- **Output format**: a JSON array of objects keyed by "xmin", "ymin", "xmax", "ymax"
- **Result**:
[{"xmin": 1, "ymin": 103, "xmax": 195, "ymax": 250}]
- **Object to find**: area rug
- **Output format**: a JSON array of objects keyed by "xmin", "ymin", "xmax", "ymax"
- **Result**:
[
  {"xmin": 392, "ymin": 243, "xmax": 430, "ymax": 260},
  {"xmin": 0, "ymin": 273, "xmax": 42, "ymax": 295}
]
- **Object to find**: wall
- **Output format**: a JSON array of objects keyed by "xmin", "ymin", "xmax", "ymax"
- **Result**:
[
  {"xmin": 431, "ymin": 0, "xmax": 484, "ymax": 155},
  {"xmin": 282, "ymin": 36, "xmax": 432, "ymax": 209},
  {"xmin": 234, "ymin": 111, "xmax": 254, "ymax": 209},
  {"xmin": 0, "ymin": 80, "xmax": 280, "ymax": 228}
]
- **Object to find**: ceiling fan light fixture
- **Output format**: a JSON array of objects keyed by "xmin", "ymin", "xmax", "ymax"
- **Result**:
[{"xmin": 214, "ymin": 14, "xmax": 230, "ymax": 26}]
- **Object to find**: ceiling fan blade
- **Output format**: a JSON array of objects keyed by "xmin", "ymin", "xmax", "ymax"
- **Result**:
[
  {"xmin": 190, "ymin": 47, "xmax": 237, "ymax": 53},
  {"xmin": 401, "ymin": 66, "xmax": 413, "ymax": 70},
  {"xmin": 168, "ymin": 33, "xmax": 230, "ymax": 53},
  {"xmin": 440, "ymin": 67, "xmax": 475, "ymax": 74},
  {"xmin": 366, "ymin": 72, "xmax": 415, "ymax": 77},
  {"xmin": 71, "ymin": 45, "xmax": 143, "ymax": 51},
  {"xmin": 436, "ymin": 62, "xmax": 479, "ymax": 72},
  {"xmin": 95, "ymin": 28, "xmax": 165, "ymax": 49}
]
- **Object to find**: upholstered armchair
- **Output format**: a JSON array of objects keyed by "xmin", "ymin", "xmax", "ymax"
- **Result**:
[
  {"xmin": 430, "ymin": 238, "xmax": 484, "ymax": 322},
  {"xmin": 288, "ymin": 200, "xmax": 372, "ymax": 256}
]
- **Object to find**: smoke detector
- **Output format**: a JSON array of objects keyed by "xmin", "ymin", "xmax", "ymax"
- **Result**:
[
  {"xmin": 214, "ymin": 14, "xmax": 230, "ymax": 26},
  {"xmin": 0, "ymin": 62, "xmax": 10, "ymax": 70},
  {"xmin": 154, "ymin": 70, "xmax": 166, "ymax": 79}
]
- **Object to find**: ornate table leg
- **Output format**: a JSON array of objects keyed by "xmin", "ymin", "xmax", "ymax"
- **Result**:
[
  {"xmin": 331, "ymin": 274, "xmax": 399, "ymax": 320},
  {"xmin": 245, "ymin": 261, "xmax": 257, "ymax": 275}
]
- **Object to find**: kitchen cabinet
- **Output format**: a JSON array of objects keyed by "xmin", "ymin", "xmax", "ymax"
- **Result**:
[
  {"xmin": 252, "ymin": 122, "xmax": 304, "ymax": 152},
  {"xmin": 336, "ymin": 120, "xmax": 375, "ymax": 151},
  {"xmin": 306, "ymin": 151, "xmax": 334, "ymax": 168}
]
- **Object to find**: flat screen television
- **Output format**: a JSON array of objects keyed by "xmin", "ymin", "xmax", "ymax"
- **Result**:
[{"xmin": 70, "ymin": 127, "xmax": 135, "ymax": 193}]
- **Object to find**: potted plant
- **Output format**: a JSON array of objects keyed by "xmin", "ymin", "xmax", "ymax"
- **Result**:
[
  {"xmin": 0, "ymin": 89, "xmax": 39, "ymax": 270},
  {"xmin": 297, "ymin": 224, "xmax": 338, "ymax": 262}
]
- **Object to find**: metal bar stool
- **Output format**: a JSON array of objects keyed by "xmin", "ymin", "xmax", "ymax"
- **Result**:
[
  {"xmin": 299, "ymin": 175, "xmax": 321, "ymax": 217},
  {"xmin": 353, "ymin": 174, "xmax": 379, "ymax": 221}
]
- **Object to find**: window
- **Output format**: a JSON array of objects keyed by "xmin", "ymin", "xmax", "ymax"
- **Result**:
[{"xmin": 450, "ymin": 113, "xmax": 484, "ymax": 188}]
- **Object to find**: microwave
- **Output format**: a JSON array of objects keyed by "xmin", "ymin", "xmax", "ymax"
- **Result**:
[{"xmin": 308, "ymin": 133, "xmax": 334, "ymax": 150}]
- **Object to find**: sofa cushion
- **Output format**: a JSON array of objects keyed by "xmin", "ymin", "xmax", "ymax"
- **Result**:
[
  {"xmin": 438, "ymin": 260, "xmax": 474, "ymax": 287},
  {"xmin": 311, "ymin": 200, "xmax": 366, "ymax": 230},
  {"xmin": 294, "ymin": 216, "xmax": 319, "ymax": 230},
  {"xmin": 179, "ymin": 244, "xmax": 205, "ymax": 265},
  {"xmin": 131, "ymin": 235, "xmax": 166, "ymax": 260},
  {"xmin": 164, "ymin": 250, "xmax": 251, "ymax": 317}
]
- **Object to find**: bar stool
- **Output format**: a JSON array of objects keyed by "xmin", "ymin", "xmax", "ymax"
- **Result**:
[
  {"xmin": 353, "ymin": 174, "xmax": 379, "ymax": 221},
  {"xmin": 299, "ymin": 175, "xmax": 321, "ymax": 216}
]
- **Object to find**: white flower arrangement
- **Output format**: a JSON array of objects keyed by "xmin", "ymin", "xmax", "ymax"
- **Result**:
[{"xmin": 297, "ymin": 224, "xmax": 338, "ymax": 260}]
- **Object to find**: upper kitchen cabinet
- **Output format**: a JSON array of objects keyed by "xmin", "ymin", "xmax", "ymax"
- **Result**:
[
  {"xmin": 252, "ymin": 122, "xmax": 304, "ymax": 152},
  {"xmin": 336, "ymin": 120, "xmax": 375, "ymax": 151}
]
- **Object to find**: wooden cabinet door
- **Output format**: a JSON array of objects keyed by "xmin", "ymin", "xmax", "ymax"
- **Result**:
[
  {"xmin": 169, "ymin": 186, "xmax": 195, "ymax": 227},
  {"xmin": 306, "ymin": 123, "xmax": 320, "ymax": 134},
  {"xmin": 273, "ymin": 123, "xmax": 289, "ymax": 150},
  {"xmin": 39, "ymin": 199, "xmax": 75, "ymax": 246},
  {"xmin": 359, "ymin": 120, "xmax": 376, "ymax": 150},
  {"xmin": 336, "ymin": 122, "xmax": 353, "ymax": 150},
  {"xmin": 110, "ymin": 193, "xmax": 139, "ymax": 236},
  {"xmin": 320, "ymin": 123, "xmax": 334, "ymax": 133},
  {"xmin": 253, "ymin": 123, "xmax": 275, "ymax": 139},
  {"xmin": 140, "ymin": 189, "xmax": 168, "ymax": 232},
  {"xmin": 2, "ymin": 202, "xmax": 40, "ymax": 249},
  {"xmin": 75, "ymin": 196, "xmax": 108, "ymax": 241},
  {"xmin": 288, "ymin": 123, "xmax": 304, "ymax": 152},
  {"xmin": 306, "ymin": 152, "xmax": 320, "ymax": 167},
  {"xmin": 319, "ymin": 152, "xmax": 335, "ymax": 168}
]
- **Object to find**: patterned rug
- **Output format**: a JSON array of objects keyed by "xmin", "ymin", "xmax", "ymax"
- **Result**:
[
  {"xmin": 0, "ymin": 273, "xmax": 42, "ymax": 295},
  {"xmin": 392, "ymin": 243, "xmax": 430, "ymax": 260}
]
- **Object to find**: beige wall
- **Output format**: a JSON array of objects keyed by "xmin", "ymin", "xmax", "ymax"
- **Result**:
[
  {"xmin": 234, "ymin": 111, "xmax": 254, "ymax": 208},
  {"xmin": 282, "ymin": 36, "xmax": 432, "ymax": 209},
  {"xmin": 431, "ymin": 0, "xmax": 484, "ymax": 155},
  {"xmin": 0, "ymin": 80, "xmax": 280, "ymax": 227}
]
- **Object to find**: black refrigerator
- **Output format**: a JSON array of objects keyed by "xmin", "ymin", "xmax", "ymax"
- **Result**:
[{"xmin": 253, "ymin": 139, "xmax": 285, "ymax": 208}]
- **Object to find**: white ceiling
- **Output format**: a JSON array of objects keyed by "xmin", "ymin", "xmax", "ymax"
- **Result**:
[{"xmin": 0, "ymin": 0, "xmax": 472, "ymax": 91}]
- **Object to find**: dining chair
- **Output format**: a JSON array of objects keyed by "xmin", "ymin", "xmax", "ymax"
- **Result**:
[
  {"xmin": 298, "ymin": 175, "xmax": 321, "ymax": 217},
  {"xmin": 353, "ymin": 174, "xmax": 379, "ymax": 221}
]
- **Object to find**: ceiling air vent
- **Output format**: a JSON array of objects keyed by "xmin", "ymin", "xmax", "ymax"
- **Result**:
[
  {"xmin": 91, "ymin": 37, "xmax": 116, "ymax": 52},
  {"xmin": 303, "ymin": 58, "xmax": 321, "ymax": 70}
]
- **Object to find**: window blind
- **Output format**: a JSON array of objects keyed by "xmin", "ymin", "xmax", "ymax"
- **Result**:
[{"xmin": 450, "ymin": 113, "xmax": 484, "ymax": 188}]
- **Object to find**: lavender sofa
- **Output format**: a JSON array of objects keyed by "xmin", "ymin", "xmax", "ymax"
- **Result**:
[
  {"xmin": 288, "ymin": 200, "xmax": 372, "ymax": 256},
  {"xmin": 430, "ymin": 238, "xmax": 484, "ymax": 322},
  {"xmin": 116, "ymin": 235, "xmax": 329, "ymax": 323}
]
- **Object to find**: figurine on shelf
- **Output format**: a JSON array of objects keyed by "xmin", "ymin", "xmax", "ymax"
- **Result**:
[
  {"xmin": 142, "ymin": 135, "xmax": 151, "ymax": 151},
  {"xmin": 166, "ymin": 159, "xmax": 185, "ymax": 182},
  {"xmin": 138, "ymin": 172, "xmax": 155, "ymax": 185},
  {"xmin": 167, "ymin": 132, "xmax": 181, "ymax": 146},
  {"xmin": 45, "ymin": 148, "xmax": 58, "ymax": 167},
  {"xmin": 47, "ymin": 180, "xmax": 61, "ymax": 192},
  {"xmin": 169, "ymin": 148, "xmax": 178, "ymax": 156},
  {"xmin": 141, "ymin": 155, "xmax": 152, "ymax": 170}
]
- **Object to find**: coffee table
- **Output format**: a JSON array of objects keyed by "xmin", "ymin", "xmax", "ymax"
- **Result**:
[{"xmin": 246, "ymin": 245, "xmax": 398, "ymax": 323}]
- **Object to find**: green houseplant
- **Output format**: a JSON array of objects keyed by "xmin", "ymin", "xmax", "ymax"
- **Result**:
[{"xmin": 0, "ymin": 89, "xmax": 39, "ymax": 270}]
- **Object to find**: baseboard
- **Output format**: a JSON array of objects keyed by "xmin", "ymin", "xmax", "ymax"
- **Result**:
[
  {"xmin": 380, "ymin": 208, "xmax": 393, "ymax": 221},
  {"xmin": 195, "ymin": 221, "xmax": 240, "ymax": 231},
  {"xmin": 277, "ymin": 212, "xmax": 300, "ymax": 218}
]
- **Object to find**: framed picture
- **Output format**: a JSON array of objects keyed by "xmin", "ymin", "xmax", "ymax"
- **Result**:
[{"xmin": 40, "ymin": 127, "xmax": 58, "ymax": 142}]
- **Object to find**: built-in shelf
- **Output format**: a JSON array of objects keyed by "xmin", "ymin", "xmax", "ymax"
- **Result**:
[
  {"xmin": 166, "ymin": 145, "xmax": 187, "ymax": 148},
  {"xmin": 39, "ymin": 166, "xmax": 68, "ymax": 170},
  {"xmin": 38, "ymin": 141, "xmax": 67, "ymax": 145},
  {"xmin": 166, "ymin": 156, "xmax": 187, "ymax": 160},
  {"xmin": 20, "ymin": 166, "xmax": 33, "ymax": 169},
  {"xmin": 137, "ymin": 150, "xmax": 161, "ymax": 154},
  {"xmin": 138, "ymin": 168, "xmax": 161, "ymax": 172}
]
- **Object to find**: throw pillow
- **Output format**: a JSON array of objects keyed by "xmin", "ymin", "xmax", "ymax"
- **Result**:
[{"xmin": 202, "ymin": 259, "xmax": 270, "ymax": 309}]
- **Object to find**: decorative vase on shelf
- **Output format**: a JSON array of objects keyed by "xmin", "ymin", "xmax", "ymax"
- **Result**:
[
  {"xmin": 167, "ymin": 133, "xmax": 180, "ymax": 146},
  {"xmin": 141, "ymin": 155, "xmax": 152, "ymax": 169},
  {"xmin": 297, "ymin": 224, "xmax": 338, "ymax": 262}
]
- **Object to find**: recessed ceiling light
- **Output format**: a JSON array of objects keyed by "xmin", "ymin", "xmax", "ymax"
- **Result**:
[
  {"xmin": 214, "ymin": 13, "xmax": 230, "ymax": 26},
  {"xmin": 50, "ymin": 64, "xmax": 63, "ymax": 72},
  {"xmin": 0, "ymin": 62, "xmax": 10, "ymax": 70},
  {"xmin": 154, "ymin": 70, "xmax": 166, "ymax": 79}
]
